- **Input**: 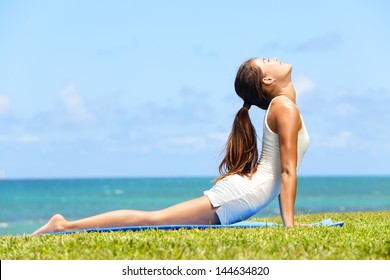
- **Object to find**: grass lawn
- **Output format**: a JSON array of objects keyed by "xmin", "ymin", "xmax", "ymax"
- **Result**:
[{"xmin": 1, "ymin": 211, "xmax": 389, "ymax": 260}]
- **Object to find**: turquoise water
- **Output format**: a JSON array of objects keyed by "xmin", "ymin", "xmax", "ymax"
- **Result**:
[{"xmin": 0, "ymin": 176, "xmax": 389, "ymax": 235}]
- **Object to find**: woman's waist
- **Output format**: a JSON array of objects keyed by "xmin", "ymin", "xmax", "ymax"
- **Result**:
[
  {"xmin": 257, "ymin": 157, "xmax": 280, "ymax": 174},
  {"xmin": 241, "ymin": 177, "xmax": 280, "ymax": 210},
  {"xmin": 235, "ymin": 171, "xmax": 280, "ymax": 195}
]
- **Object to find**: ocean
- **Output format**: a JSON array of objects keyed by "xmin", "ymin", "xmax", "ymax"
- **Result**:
[{"xmin": 0, "ymin": 176, "xmax": 389, "ymax": 236}]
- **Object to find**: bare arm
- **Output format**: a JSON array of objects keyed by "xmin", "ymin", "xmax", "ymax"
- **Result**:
[{"xmin": 272, "ymin": 99, "xmax": 301, "ymax": 226}]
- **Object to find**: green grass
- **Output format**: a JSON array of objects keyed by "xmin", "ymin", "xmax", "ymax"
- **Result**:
[{"xmin": 1, "ymin": 211, "xmax": 389, "ymax": 260}]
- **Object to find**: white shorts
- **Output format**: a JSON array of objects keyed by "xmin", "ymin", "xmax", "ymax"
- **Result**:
[{"xmin": 204, "ymin": 171, "xmax": 280, "ymax": 225}]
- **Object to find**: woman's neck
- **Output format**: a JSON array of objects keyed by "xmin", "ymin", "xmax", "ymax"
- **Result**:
[{"xmin": 271, "ymin": 81, "xmax": 296, "ymax": 103}]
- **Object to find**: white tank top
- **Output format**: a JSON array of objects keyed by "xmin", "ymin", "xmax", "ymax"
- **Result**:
[
  {"xmin": 260, "ymin": 95, "xmax": 310, "ymax": 177},
  {"xmin": 233, "ymin": 95, "xmax": 310, "ymax": 211}
]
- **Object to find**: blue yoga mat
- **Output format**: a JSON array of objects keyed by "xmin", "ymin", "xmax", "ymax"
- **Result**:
[{"xmin": 50, "ymin": 218, "xmax": 344, "ymax": 235}]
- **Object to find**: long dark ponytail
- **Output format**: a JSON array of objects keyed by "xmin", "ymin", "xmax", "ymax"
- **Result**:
[{"xmin": 216, "ymin": 58, "xmax": 270, "ymax": 181}]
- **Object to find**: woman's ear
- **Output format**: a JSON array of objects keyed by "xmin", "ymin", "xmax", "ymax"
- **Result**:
[{"xmin": 262, "ymin": 77, "xmax": 276, "ymax": 86}]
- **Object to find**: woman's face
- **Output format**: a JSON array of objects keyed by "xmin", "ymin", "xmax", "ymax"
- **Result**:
[{"xmin": 254, "ymin": 58, "xmax": 292, "ymax": 82}]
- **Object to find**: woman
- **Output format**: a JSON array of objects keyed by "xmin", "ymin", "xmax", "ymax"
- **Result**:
[{"xmin": 33, "ymin": 57, "xmax": 309, "ymax": 234}]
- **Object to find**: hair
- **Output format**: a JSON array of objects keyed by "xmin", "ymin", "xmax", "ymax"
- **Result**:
[{"xmin": 216, "ymin": 58, "xmax": 271, "ymax": 181}]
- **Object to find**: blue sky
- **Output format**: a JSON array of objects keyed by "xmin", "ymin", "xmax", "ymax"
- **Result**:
[{"xmin": 0, "ymin": 0, "xmax": 389, "ymax": 179}]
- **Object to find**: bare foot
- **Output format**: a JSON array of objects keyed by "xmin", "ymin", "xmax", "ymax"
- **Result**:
[{"xmin": 32, "ymin": 214, "xmax": 67, "ymax": 235}]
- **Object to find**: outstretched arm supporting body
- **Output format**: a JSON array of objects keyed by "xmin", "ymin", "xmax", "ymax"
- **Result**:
[
  {"xmin": 269, "ymin": 97, "xmax": 301, "ymax": 226},
  {"xmin": 278, "ymin": 171, "xmax": 297, "ymax": 226}
]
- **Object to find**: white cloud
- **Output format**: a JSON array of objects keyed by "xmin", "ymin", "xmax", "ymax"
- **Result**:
[
  {"xmin": 17, "ymin": 135, "xmax": 41, "ymax": 143},
  {"xmin": 160, "ymin": 132, "xmax": 229, "ymax": 153},
  {"xmin": 294, "ymin": 75, "xmax": 315, "ymax": 95},
  {"xmin": 59, "ymin": 84, "xmax": 96, "ymax": 124},
  {"xmin": 208, "ymin": 132, "xmax": 229, "ymax": 144},
  {"xmin": 0, "ymin": 95, "xmax": 11, "ymax": 115},
  {"xmin": 0, "ymin": 169, "xmax": 5, "ymax": 179},
  {"xmin": 261, "ymin": 34, "xmax": 342, "ymax": 53},
  {"xmin": 335, "ymin": 103, "xmax": 358, "ymax": 117},
  {"xmin": 316, "ymin": 130, "xmax": 353, "ymax": 149},
  {"xmin": 0, "ymin": 134, "xmax": 41, "ymax": 143},
  {"xmin": 295, "ymin": 34, "xmax": 342, "ymax": 52},
  {"xmin": 169, "ymin": 136, "xmax": 206, "ymax": 150}
]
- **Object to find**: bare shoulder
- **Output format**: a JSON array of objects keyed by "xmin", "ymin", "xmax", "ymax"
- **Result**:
[
  {"xmin": 268, "ymin": 97, "xmax": 301, "ymax": 133},
  {"xmin": 271, "ymin": 97, "xmax": 299, "ymax": 114}
]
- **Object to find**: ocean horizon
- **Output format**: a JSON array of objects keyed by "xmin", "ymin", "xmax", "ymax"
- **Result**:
[{"xmin": 1, "ymin": 176, "xmax": 389, "ymax": 236}]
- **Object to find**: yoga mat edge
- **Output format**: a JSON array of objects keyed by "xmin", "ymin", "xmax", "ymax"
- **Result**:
[{"xmin": 47, "ymin": 218, "xmax": 344, "ymax": 235}]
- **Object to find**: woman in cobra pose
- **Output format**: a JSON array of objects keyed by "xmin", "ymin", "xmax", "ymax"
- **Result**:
[{"xmin": 33, "ymin": 57, "xmax": 309, "ymax": 234}]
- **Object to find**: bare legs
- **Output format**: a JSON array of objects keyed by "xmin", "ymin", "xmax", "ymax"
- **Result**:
[{"xmin": 32, "ymin": 196, "xmax": 220, "ymax": 235}]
